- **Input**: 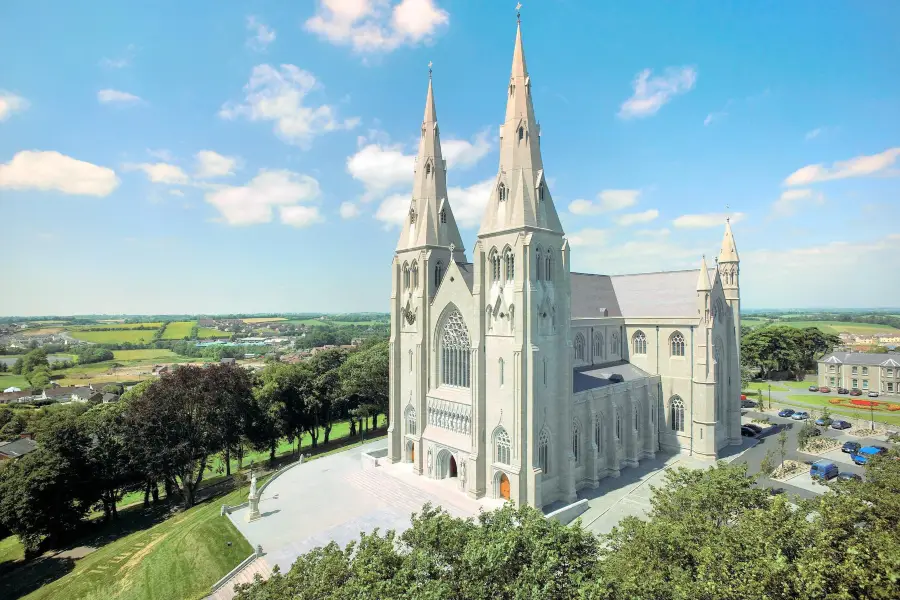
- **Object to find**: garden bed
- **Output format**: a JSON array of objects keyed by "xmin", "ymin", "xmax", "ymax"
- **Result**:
[
  {"xmin": 772, "ymin": 460, "xmax": 805, "ymax": 481},
  {"xmin": 799, "ymin": 437, "xmax": 841, "ymax": 454}
]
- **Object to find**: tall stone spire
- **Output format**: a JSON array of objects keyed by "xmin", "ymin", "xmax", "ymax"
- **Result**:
[
  {"xmin": 478, "ymin": 18, "xmax": 563, "ymax": 237},
  {"xmin": 717, "ymin": 218, "xmax": 739, "ymax": 263},
  {"xmin": 396, "ymin": 71, "xmax": 466, "ymax": 257},
  {"xmin": 696, "ymin": 255, "xmax": 712, "ymax": 291}
]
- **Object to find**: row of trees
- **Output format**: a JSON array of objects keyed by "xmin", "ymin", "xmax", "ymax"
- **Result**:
[
  {"xmin": 0, "ymin": 341, "xmax": 389, "ymax": 554},
  {"xmin": 741, "ymin": 325, "xmax": 841, "ymax": 380},
  {"xmin": 234, "ymin": 458, "xmax": 900, "ymax": 600}
]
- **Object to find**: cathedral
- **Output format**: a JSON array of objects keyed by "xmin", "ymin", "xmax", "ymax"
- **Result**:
[{"xmin": 387, "ymin": 19, "xmax": 742, "ymax": 508}]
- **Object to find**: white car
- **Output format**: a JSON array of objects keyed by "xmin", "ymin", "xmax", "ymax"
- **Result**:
[{"xmin": 791, "ymin": 411, "xmax": 809, "ymax": 420}]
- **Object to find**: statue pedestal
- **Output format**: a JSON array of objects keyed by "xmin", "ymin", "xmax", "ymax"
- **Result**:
[{"xmin": 246, "ymin": 494, "xmax": 261, "ymax": 522}]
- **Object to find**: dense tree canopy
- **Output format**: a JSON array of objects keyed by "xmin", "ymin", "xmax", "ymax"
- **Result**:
[{"xmin": 742, "ymin": 326, "xmax": 841, "ymax": 380}]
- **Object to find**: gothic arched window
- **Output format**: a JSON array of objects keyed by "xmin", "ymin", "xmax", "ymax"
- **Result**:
[
  {"xmin": 634, "ymin": 405, "xmax": 639, "ymax": 432},
  {"xmin": 439, "ymin": 309, "xmax": 470, "ymax": 388},
  {"xmin": 594, "ymin": 415, "xmax": 602, "ymax": 451},
  {"xmin": 714, "ymin": 341, "xmax": 723, "ymax": 420},
  {"xmin": 405, "ymin": 405, "xmax": 416, "ymax": 436},
  {"xmin": 574, "ymin": 333, "xmax": 585, "ymax": 361},
  {"xmin": 538, "ymin": 429, "xmax": 550, "ymax": 475},
  {"xmin": 409, "ymin": 208, "xmax": 417, "ymax": 225},
  {"xmin": 615, "ymin": 409, "xmax": 622, "ymax": 442},
  {"xmin": 408, "ymin": 349, "xmax": 413, "ymax": 372},
  {"xmin": 518, "ymin": 126, "xmax": 524, "ymax": 141},
  {"xmin": 499, "ymin": 357, "xmax": 505, "ymax": 387},
  {"xmin": 538, "ymin": 184, "xmax": 544, "ymax": 202},
  {"xmin": 498, "ymin": 183, "xmax": 507, "ymax": 202},
  {"xmin": 670, "ymin": 396, "xmax": 685, "ymax": 432},
  {"xmin": 504, "ymin": 249, "xmax": 515, "ymax": 281},
  {"xmin": 435, "ymin": 261, "xmax": 444, "ymax": 287},
  {"xmin": 670, "ymin": 332, "xmax": 686, "ymax": 357},
  {"xmin": 594, "ymin": 333, "xmax": 603, "ymax": 358},
  {"xmin": 425, "ymin": 162, "xmax": 431, "ymax": 176},
  {"xmin": 611, "ymin": 332, "xmax": 619, "ymax": 355},
  {"xmin": 543, "ymin": 358, "xmax": 547, "ymax": 386},
  {"xmin": 572, "ymin": 419, "xmax": 581, "ymax": 464},
  {"xmin": 545, "ymin": 250, "xmax": 553, "ymax": 281},
  {"xmin": 403, "ymin": 263, "xmax": 410, "ymax": 290},
  {"xmin": 535, "ymin": 247, "xmax": 543, "ymax": 280},
  {"xmin": 490, "ymin": 249, "xmax": 501, "ymax": 283},
  {"xmin": 411, "ymin": 262, "xmax": 418, "ymax": 289},
  {"xmin": 440, "ymin": 209, "xmax": 446, "ymax": 224},
  {"xmin": 494, "ymin": 428, "xmax": 511, "ymax": 465},
  {"xmin": 632, "ymin": 331, "xmax": 647, "ymax": 355}
]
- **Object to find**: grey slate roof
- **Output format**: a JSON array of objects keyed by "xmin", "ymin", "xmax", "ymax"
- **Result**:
[
  {"xmin": 101, "ymin": 393, "xmax": 120, "ymax": 403},
  {"xmin": 573, "ymin": 360, "xmax": 653, "ymax": 393},
  {"xmin": 819, "ymin": 352, "xmax": 900, "ymax": 367},
  {"xmin": 0, "ymin": 438, "xmax": 38, "ymax": 458},
  {"xmin": 456, "ymin": 262, "xmax": 474, "ymax": 292},
  {"xmin": 571, "ymin": 268, "xmax": 715, "ymax": 319}
]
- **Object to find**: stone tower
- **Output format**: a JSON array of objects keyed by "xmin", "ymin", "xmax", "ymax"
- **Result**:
[{"xmin": 717, "ymin": 219, "xmax": 740, "ymax": 360}]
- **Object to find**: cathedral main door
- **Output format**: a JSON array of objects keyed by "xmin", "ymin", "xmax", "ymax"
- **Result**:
[
  {"xmin": 449, "ymin": 456, "xmax": 457, "ymax": 478},
  {"xmin": 499, "ymin": 474, "xmax": 510, "ymax": 500}
]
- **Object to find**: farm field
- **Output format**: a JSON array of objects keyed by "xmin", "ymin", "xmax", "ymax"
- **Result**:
[
  {"xmin": 112, "ymin": 349, "xmax": 180, "ymax": 361},
  {"xmin": 161, "ymin": 321, "xmax": 195, "ymax": 340},
  {"xmin": 21, "ymin": 327, "xmax": 64, "ymax": 336},
  {"xmin": 0, "ymin": 373, "xmax": 29, "ymax": 390},
  {"xmin": 72, "ymin": 322, "xmax": 163, "ymax": 330},
  {"xmin": 740, "ymin": 319, "xmax": 900, "ymax": 335},
  {"xmin": 196, "ymin": 327, "xmax": 231, "ymax": 338},
  {"xmin": 69, "ymin": 329, "xmax": 159, "ymax": 344},
  {"xmin": 285, "ymin": 318, "xmax": 386, "ymax": 326},
  {"xmin": 242, "ymin": 317, "xmax": 287, "ymax": 323}
]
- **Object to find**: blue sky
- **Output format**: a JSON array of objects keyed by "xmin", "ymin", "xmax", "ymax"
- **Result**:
[{"xmin": 1, "ymin": 0, "xmax": 898, "ymax": 316}]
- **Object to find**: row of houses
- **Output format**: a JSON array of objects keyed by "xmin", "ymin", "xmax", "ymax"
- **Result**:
[
  {"xmin": 0, "ymin": 384, "xmax": 119, "ymax": 405},
  {"xmin": 839, "ymin": 332, "xmax": 900, "ymax": 348},
  {"xmin": 279, "ymin": 340, "xmax": 365, "ymax": 364}
]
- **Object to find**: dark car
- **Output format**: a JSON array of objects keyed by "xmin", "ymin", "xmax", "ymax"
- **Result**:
[
  {"xmin": 808, "ymin": 427, "xmax": 822, "ymax": 437},
  {"xmin": 743, "ymin": 423, "xmax": 763, "ymax": 434},
  {"xmin": 815, "ymin": 417, "xmax": 833, "ymax": 426},
  {"xmin": 768, "ymin": 487, "xmax": 786, "ymax": 496},
  {"xmin": 778, "ymin": 408, "xmax": 795, "ymax": 418},
  {"xmin": 808, "ymin": 385, "xmax": 819, "ymax": 392},
  {"xmin": 831, "ymin": 420, "xmax": 852, "ymax": 430},
  {"xmin": 837, "ymin": 472, "xmax": 862, "ymax": 482},
  {"xmin": 741, "ymin": 426, "xmax": 757, "ymax": 437},
  {"xmin": 850, "ymin": 388, "xmax": 863, "ymax": 396},
  {"xmin": 842, "ymin": 441, "xmax": 862, "ymax": 454},
  {"xmin": 608, "ymin": 373, "xmax": 624, "ymax": 383},
  {"xmin": 837, "ymin": 388, "xmax": 849, "ymax": 394},
  {"xmin": 741, "ymin": 399, "xmax": 756, "ymax": 408},
  {"xmin": 819, "ymin": 386, "xmax": 831, "ymax": 393}
]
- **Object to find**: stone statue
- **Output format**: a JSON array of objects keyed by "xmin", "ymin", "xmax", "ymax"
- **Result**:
[
  {"xmin": 246, "ymin": 471, "xmax": 261, "ymax": 522},
  {"xmin": 248, "ymin": 472, "xmax": 258, "ymax": 499},
  {"xmin": 459, "ymin": 460, "xmax": 467, "ymax": 489},
  {"xmin": 426, "ymin": 447, "xmax": 434, "ymax": 477}
]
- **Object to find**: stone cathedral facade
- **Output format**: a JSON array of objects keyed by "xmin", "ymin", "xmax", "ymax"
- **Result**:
[{"xmin": 387, "ymin": 20, "xmax": 742, "ymax": 508}]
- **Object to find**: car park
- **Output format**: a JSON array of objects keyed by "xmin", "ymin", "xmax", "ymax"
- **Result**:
[
  {"xmin": 868, "ymin": 391, "xmax": 879, "ymax": 398},
  {"xmin": 831, "ymin": 420, "xmax": 852, "ymax": 430},
  {"xmin": 850, "ymin": 388, "xmax": 863, "ymax": 396},
  {"xmin": 842, "ymin": 441, "xmax": 861, "ymax": 454},
  {"xmin": 837, "ymin": 388, "xmax": 849, "ymax": 394},
  {"xmin": 815, "ymin": 417, "xmax": 833, "ymax": 426},
  {"xmin": 819, "ymin": 386, "xmax": 831, "ymax": 393},
  {"xmin": 792, "ymin": 411, "xmax": 810, "ymax": 420},
  {"xmin": 740, "ymin": 399, "xmax": 756, "ymax": 408},
  {"xmin": 810, "ymin": 460, "xmax": 839, "ymax": 482},
  {"xmin": 852, "ymin": 446, "xmax": 888, "ymax": 466},
  {"xmin": 743, "ymin": 423, "xmax": 763, "ymax": 434},
  {"xmin": 778, "ymin": 409, "xmax": 795, "ymax": 418},
  {"xmin": 808, "ymin": 385, "xmax": 819, "ymax": 392},
  {"xmin": 741, "ymin": 426, "xmax": 756, "ymax": 437}
]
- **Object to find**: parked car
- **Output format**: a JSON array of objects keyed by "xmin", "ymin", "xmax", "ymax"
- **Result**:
[
  {"xmin": 831, "ymin": 420, "xmax": 852, "ymax": 430},
  {"xmin": 808, "ymin": 385, "xmax": 819, "ymax": 392},
  {"xmin": 841, "ymin": 441, "xmax": 862, "ymax": 454},
  {"xmin": 792, "ymin": 411, "xmax": 810, "ymax": 420},
  {"xmin": 815, "ymin": 417, "xmax": 833, "ymax": 426},
  {"xmin": 743, "ymin": 423, "xmax": 763, "ymax": 434},
  {"xmin": 869, "ymin": 445, "xmax": 888, "ymax": 455},
  {"xmin": 778, "ymin": 408, "xmax": 795, "ymax": 418},
  {"xmin": 740, "ymin": 394, "xmax": 747, "ymax": 401},
  {"xmin": 608, "ymin": 373, "xmax": 624, "ymax": 383},
  {"xmin": 810, "ymin": 460, "xmax": 839, "ymax": 482},
  {"xmin": 850, "ymin": 388, "xmax": 863, "ymax": 396},
  {"xmin": 741, "ymin": 426, "xmax": 757, "ymax": 437},
  {"xmin": 819, "ymin": 386, "xmax": 831, "ymax": 393},
  {"xmin": 868, "ymin": 391, "xmax": 879, "ymax": 398},
  {"xmin": 837, "ymin": 388, "xmax": 849, "ymax": 394},
  {"xmin": 741, "ymin": 399, "xmax": 756, "ymax": 408},
  {"xmin": 836, "ymin": 472, "xmax": 862, "ymax": 482},
  {"xmin": 809, "ymin": 427, "xmax": 822, "ymax": 437},
  {"xmin": 852, "ymin": 446, "xmax": 888, "ymax": 466},
  {"xmin": 768, "ymin": 487, "xmax": 786, "ymax": 496}
]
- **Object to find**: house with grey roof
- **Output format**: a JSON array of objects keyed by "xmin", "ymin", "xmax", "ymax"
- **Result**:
[
  {"xmin": 818, "ymin": 352, "xmax": 900, "ymax": 396},
  {"xmin": 0, "ymin": 437, "xmax": 38, "ymax": 460}
]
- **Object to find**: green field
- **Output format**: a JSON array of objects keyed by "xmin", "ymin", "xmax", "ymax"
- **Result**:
[
  {"xmin": 0, "ymin": 373, "xmax": 30, "ymax": 390},
  {"xmin": 744, "ymin": 320, "xmax": 900, "ymax": 336},
  {"xmin": 160, "ymin": 321, "xmax": 195, "ymax": 340},
  {"xmin": 196, "ymin": 328, "xmax": 231, "ymax": 339},
  {"xmin": 72, "ymin": 323, "xmax": 163, "ymax": 331},
  {"xmin": 69, "ymin": 329, "xmax": 159, "ymax": 344},
  {"xmin": 285, "ymin": 318, "xmax": 386, "ymax": 327},
  {"xmin": 242, "ymin": 317, "xmax": 286, "ymax": 324},
  {"xmin": 112, "ymin": 349, "xmax": 179, "ymax": 361}
]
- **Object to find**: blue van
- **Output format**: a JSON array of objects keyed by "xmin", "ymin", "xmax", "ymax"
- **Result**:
[{"xmin": 810, "ymin": 460, "xmax": 839, "ymax": 482}]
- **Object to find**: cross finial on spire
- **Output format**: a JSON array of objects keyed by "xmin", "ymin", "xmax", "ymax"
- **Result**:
[{"xmin": 516, "ymin": 2, "xmax": 522, "ymax": 22}]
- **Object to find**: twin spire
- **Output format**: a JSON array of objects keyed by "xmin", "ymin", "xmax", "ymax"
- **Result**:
[{"xmin": 697, "ymin": 220, "xmax": 741, "ymax": 291}]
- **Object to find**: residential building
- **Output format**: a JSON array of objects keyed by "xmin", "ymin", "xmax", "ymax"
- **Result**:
[
  {"xmin": 0, "ymin": 436, "xmax": 38, "ymax": 460},
  {"xmin": 818, "ymin": 352, "xmax": 900, "ymax": 396}
]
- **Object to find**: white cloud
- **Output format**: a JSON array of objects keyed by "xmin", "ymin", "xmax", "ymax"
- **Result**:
[
  {"xmin": 280, "ymin": 205, "xmax": 324, "ymax": 227},
  {"xmin": 569, "ymin": 229, "xmax": 704, "ymax": 275},
  {"xmin": 442, "ymin": 129, "xmax": 492, "ymax": 169},
  {"xmin": 373, "ymin": 177, "xmax": 493, "ymax": 228},
  {"xmin": 673, "ymin": 212, "xmax": 745, "ymax": 229},
  {"xmin": 124, "ymin": 162, "xmax": 190, "ymax": 184},
  {"xmin": 220, "ymin": 64, "xmax": 359, "ymax": 146},
  {"xmin": 615, "ymin": 209, "xmax": 659, "ymax": 226},
  {"xmin": 0, "ymin": 92, "xmax": 28, "ymax": 121},
  {"xmin": 567, "ymin": 228, "xmax": 610, "ymax": 248},
  {"xmin": 568, "ymin": 190, "xmax": 640, "ymax": 215},
  {"xmin": 618, "ymin": 66, "xmax": 697, "ymax": 119},
  {"xmin": 340, "ymin": 201, "xmax": 361, "ymax": 218},
  {"xmin": 636, "ymin": 228, "xmax": 670, "ymax": 237},
  {"xmin": 783, "ymin": 147, "xmax": 900, "ymax": 186},
  {"xmin": 97, "ymin": 89, "xmax": 142, "ymax": 105},
  {"xmin": 805, "ymin": 127, "xmax": 823, "ymax": 140},
  {"xmin": 204, "ymin": 170, "xmax": 321, "ymax": 226},
  {"xmin": 347, "ymin": 143, "xmax": 414, "ymax": 201},
  {"xmin": 374, "ymin": 192, "xmax": 411, "ymax": 226},
  {"xmin": 771, "ymin": 188, "xmax": 824, "ymax": 217},
  {"xmin": 195, "ymin": 150, "xmax": 238, "ymax": 179},
  {"xmin": 0, "ymin": 150, "xmax": 119, "ymax": 196},
  {"xmin": 247, "ymin": 16, "xmax": 276, "ymax": 51},
  {"xmin": 305, "ymin": 0, "xmax": 449, "ymax": 53},
  {"xmin": 742, "ymin": 233, "xmax": 900, "ymax": 308},
  {"xmin": 147, "ymin": 149, "xmax": 175, "ymax": 162},
  {"xmin": 169, "ymin": 189, "xmax": 185, "ymax": 197}
]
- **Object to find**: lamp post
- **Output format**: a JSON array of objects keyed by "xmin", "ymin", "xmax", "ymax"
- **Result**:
[
  {"xmin": 870, "ymin": 401, "xmax": 875, "ymax": 432},
  {"xmin": 768, "ymin": 384, "xmax": 771, "ymax": 411}
]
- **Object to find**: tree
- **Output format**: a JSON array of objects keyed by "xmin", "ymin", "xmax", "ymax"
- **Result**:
[
  {"xmin": 777, "ymin": 429, "xmax": 788, "ymax": 468},
  {"xmin": 102, "ymin": 383, "xmax": 124, "ymax": 395},
  {"xmin": 19, "ymin": 348, "xmax": 49, "ymax": 380},
  {"xmin": 797, "ymin": 420, "xmax": 817, "ymax": 452},
  {"xmin": 338, "ymin": 341, "xmax": 389, "ymax": 430},
  {"xmin": 759, "ymin": 450, "xmax": 776, "ymax": 477},
  {"xmin": 28, "ymin": 366, "xmax": 51, "ymax": 390},
  {"xmin": 0, "ymin": 361, "xmax": 7, "ymax": 373}
]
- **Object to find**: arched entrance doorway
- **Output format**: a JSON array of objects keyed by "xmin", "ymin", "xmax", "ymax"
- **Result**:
[
  {"xmin": 499, "ymin": 473, "xmax": 510, "ymax": 500},
  {"xmin": 449, "ymin": 455, "xmax": 458, "ymax": 478}
]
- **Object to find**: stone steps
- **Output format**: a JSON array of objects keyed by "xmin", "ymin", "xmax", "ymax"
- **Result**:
[{"xmin": 207, "ymin": 557, "xmax": 272, "ymax": 600}]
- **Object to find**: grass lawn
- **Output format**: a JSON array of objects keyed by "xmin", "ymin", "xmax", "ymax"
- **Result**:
[
  {"xmin": 242, "ymin": 317, "xmax": 286, "ymax": 324},
  {"xmin": 763, "ymin": 320, "xmax": 900, "ymax": 335},
  {"xmin": 0, "ymin": 533, "xmax": 24, "ymax": 566},
  {"xmin": 69, "ymin": 330, "xmax": 159, "ymax": 344},
  {"xmin": 10, "ymin": 487, "xmax": 253, "ymax": 600},
  {"xmin": 783, "ymin": 394, "xmax": 900, "ymax": 427},
  {"xmin": 112, "ymin": 349, "xmax": 179, "ymax": 361},
  {"xmin": 744, "ymin": 381, "xmax": 788, "ymax": 393},
  {"xmin": 72, "ymin": 323, "xmax": 163, "ymax": 331},
  {"xmin": 0, "ymin": 372, "xmax": 30, "ymax": 390},
  {"xmin": 196, "ymin": 328, "xmax": 231, "ymax": 339},
  {"xmin": 161, "ymin": 321, "xmax": 195, "ymax": 340}
]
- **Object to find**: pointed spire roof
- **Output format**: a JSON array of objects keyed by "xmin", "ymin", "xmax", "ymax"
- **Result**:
[
  {"xmin": 478, "ymin": 18, "xmax": 563, "ymax": 237},
  {"xmin": 697, "ymin": 255, "xmax": 712, "ymax": 291},
  {"xmin": 396, "ymin": 72, "xmax": 466, "ymax": 259},
  {"xmin": 717, "ymin": 218, "xmax": 739, "ymax": 262}
]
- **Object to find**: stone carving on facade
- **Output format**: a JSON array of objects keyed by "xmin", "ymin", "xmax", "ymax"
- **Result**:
[{"xmin": 427, "ymin": 447, "xmax": 433, "ymax": 477}]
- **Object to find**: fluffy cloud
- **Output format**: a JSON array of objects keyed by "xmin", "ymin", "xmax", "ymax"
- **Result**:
[
  {"xmin": 97, "ymin": 89, "xmax": 142, "ymax": 104},
  {"xmin": 340, "ymin": 201, "xmax": 361, "ymax": 218},
  {"xmin": 673, "ymin": 212, "xmax": 745, "ymax": 229},
  {"xmin": 771, "ymin": 188, "xmax": 824, "ymax": 217},
  {"xmin": 305, "ymin": 0, "xmax": 449, "ymax": 53},
  {"xmin": 567, "ymin": 228, "xmax": 610, "ymax": 247},
  {"xmin": 219, "ymin": 64, "xmax": 359, "ymax": 146},
  {"xmin": 124, "ymin": 162, "xmax": 190, "ymax": 184},
  {"xmin": 615, "ymin": 209, "xmax": 659, "ymax": 226},
  {"xmin": 618, "ymin": 67, "xmax": 697, "ymax": 119},
  {"xmin": 569, "ymin": 229, "xmax": 705, "ymax": 275},
  {"xmin": 741, "ymin": 233, "xmax": 900, "ymax": 308},
  {"xmin": 0, "ymin": 92, "xmax": 28, "ymax": 121},
  {"xmin": 0, "ymin": 150, "xmax": 119, "ymax": 196},
  {"xmin": 374, "ymin": 177, "xmax": 493, "ymax": 228},
  {"xmin": 568, "ymin": 190, "xmax": 640, "ymax": 215},
  {"xmin": 783, "ymin": 147, "xmax": 900, "ymax": 186},
  {"xmin": 204, "ymin": 170, "xmax": 321, "ymax": 226},
  {"xmin": 195, "ymin": 150, "xmax": 238, "ymax": 179},
  {"xmin": 442, "ymin": 129, "xmax": 492, "ymax": 169},
  {"xmin": 246, "ymin": 16, "xmax": 276, "ymax": 51}
]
